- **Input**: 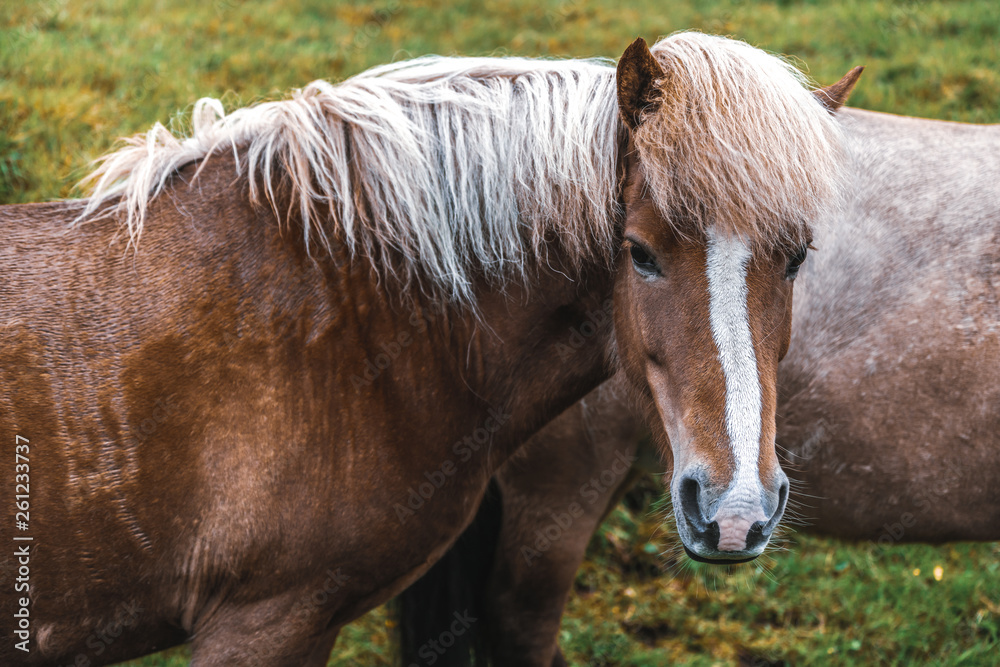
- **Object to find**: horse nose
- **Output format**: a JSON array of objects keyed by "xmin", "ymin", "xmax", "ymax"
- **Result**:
[{"xmin": 678, "ymin": 472, "xmax": 789, "ymax": 557}]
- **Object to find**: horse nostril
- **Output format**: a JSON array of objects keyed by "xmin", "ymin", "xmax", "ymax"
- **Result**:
[
  {"xmin": 678, "ymin": 475, "xmax": 720, "ymax": 551},
  {"xmin": 765, "ymin": 476, "xmax": 790, "ymax": 531},
  {"xmin": 679, "ymin": 475, "xmax": 707, "ymax": 529},
  {"xmin": 749, "ymin": 477, "xmax": 791, "ymax": 552},
  {"xmin": 744, "ymin": 520, "xmax": 767, "ymax": 551}
]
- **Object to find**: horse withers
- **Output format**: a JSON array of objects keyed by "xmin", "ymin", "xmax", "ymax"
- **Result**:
[{"xmin": 1, "ymin": 33, "xmax": 855, "ymax": 665}]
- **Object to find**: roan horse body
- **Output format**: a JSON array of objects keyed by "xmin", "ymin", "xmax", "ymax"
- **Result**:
[
  {"xmin": 397, "ymin": 106, "xmax": 1000, "ymax": 666},
  {"xmin": 1, "ymin": 33, "xmax": 856, "ymax": 665}
]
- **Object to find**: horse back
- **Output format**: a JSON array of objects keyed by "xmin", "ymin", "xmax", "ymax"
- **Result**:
[{"xmin": 779, "ymin": 107, "xmax": 1000, "ymax": 540}]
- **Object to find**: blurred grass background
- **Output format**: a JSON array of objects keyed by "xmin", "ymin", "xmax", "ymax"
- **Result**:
[{"xmin": 2, "ymin": 0, "xmax": 999, "ymax": 665}]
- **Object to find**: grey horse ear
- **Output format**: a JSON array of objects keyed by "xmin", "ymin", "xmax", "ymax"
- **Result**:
[
  {"xmin": 814, "ymin": 66, "xmax": 865, "ymax": 112},
  {"xmin": 617, "ymin": 37, "xmax": 667, "ymax": 130}
]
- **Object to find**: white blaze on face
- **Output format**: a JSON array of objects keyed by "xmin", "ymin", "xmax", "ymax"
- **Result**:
[{"xmin": 705, "ymin": 228, "xmax": 765, "ymax": 527}]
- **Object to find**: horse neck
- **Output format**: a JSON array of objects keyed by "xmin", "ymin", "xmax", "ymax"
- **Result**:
[
  {"xmin": 465, "ymin": 262, "xmax": 617, "ymax": 459},
  {"xmin": 340, "ymin": 254, "xmax": 617, "ymax": 472}
]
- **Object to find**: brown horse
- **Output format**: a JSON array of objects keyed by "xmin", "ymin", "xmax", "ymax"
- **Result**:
[
  {"xmin": 1, "ymin": 33, "xmax": 856, "ymax": 665},
  {"xmin": 396, "ymin": 105, "xmax": 1000, "ymax": 666}
]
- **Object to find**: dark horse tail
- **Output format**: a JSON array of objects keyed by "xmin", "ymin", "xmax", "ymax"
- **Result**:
[{"xmin": 391, "ymin": 480, "xmax": 502, "ymax": 667}]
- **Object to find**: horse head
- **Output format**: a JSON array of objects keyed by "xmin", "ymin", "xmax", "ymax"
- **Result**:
[{"xmin": 613, "ymin": 34, "xmax": 861, "ymax": 562}]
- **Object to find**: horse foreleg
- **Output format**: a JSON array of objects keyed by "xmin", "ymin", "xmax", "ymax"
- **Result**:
[
  {"xmin": 187, "ymin": 589, "xmax": 337, "ymax": 666},
  {"xmin": 484, "ymin": 385, "xmax": 646, "ymax": 666},
  {"xmin": 304, "ymin": 625, "xmax": 342, "ymax": 666}
]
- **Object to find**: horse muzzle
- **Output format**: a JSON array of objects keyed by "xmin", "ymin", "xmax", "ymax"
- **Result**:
[{"xmin": 673, "ymin": 468, "xmax": 789, "ymax": 564}]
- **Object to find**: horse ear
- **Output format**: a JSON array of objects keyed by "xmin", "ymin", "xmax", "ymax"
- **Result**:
[
  {"xmin": 617, "ymin": 37, "xmax": 667, "ymax": 130},
  {"xmin": 814, "ymin": 66, "xmax": 865, "ymax": 112}
]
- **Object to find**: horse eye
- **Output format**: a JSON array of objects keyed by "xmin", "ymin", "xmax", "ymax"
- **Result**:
[
  {"xmin": 629, "ymin": 243, "xmax": 660, "ymax": 277},
  {"xmin": 785, "ymin": 245, "xmax": 809, "ymax": 280}
]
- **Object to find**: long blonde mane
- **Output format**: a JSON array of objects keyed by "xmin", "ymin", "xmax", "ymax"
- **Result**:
[
  {"xmin": 81, "ymin": 32, "xmax": 843, "ymax": 302},
  {"xmin": 82, "ymin": 56, "xmax": 623, "ymax": 301},
  {"xmin": 639, "ymin": 33, "xmax": 844, "ymax": 246}
]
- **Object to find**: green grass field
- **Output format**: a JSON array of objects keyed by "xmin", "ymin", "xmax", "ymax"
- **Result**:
[{"xmin": 3, "ymin": 1, "xmax": 999, "ymax": 665}]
